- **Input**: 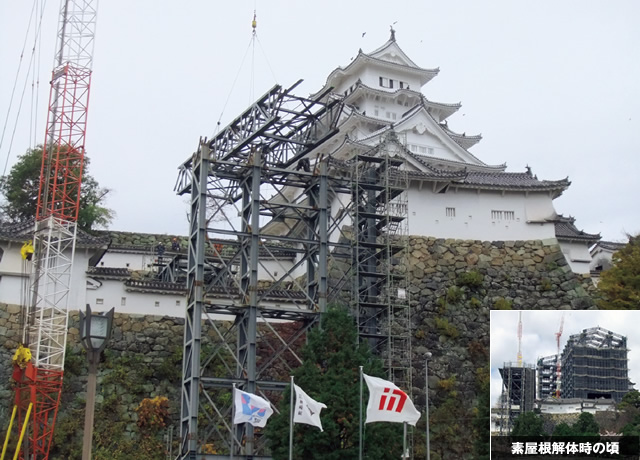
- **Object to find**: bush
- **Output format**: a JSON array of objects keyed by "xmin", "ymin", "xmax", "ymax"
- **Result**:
[
  {"xmin": 446, "ymin": 286, "xmax": 463, "ymax": 303},
  {"xmin": 457, "ymin": 271, "xmax": 484, "ymax": 288},
  {"xmin": 435, "ymin": 317, "xmax": 459, "ymax": 338},
  {"xmin": 493, "ymin": 298, "xmax": 512, "ymax": 310}
]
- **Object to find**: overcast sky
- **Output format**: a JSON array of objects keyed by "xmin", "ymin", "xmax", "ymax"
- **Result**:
[
  {"xmin": 1, "ymin": 1, "xmax": 639, "ymax": 240},
  {"xmin": 490, "ymin": 310, "xmax": 640, "ymax": 408}
]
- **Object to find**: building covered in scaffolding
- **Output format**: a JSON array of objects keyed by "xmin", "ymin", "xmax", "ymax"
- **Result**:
[
  {"xmin": 561, "ymin": 326, "xmax": 632, "ymax": 402},
  {"xmin": 537, "ymin": 354, "xmax": 560, "ymax": 400},
  {"xmin": 498, "ymin": 362, "xmax": 536, "ymax": 434}
]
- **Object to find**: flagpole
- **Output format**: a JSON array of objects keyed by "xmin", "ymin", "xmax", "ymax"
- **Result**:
[
  {"xmin": 359, "ymin": 366, "xmax": 363, "ymax": 460},
  {"xmin": 231, "ymin": 383, "xmax": 236, "ymax": 460},
  {"xmin": 289, "ymin": 376, "xmax": 294, "ymax": 460},
  {"xmin": 425, "ymin": 353, "xmax": 432, "ymax": 460},
  {"xmin": 403, "ymin": 422, "xmax": 407, "ymax": 459}
]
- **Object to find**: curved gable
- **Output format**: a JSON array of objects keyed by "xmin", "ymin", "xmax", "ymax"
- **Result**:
[{"xmin": 394, "ymin": 107, "xmax": 488, "ymax": 167}]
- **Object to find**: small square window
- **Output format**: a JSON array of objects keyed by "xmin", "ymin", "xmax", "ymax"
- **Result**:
[
  {"xmin": 96, "ymin": 298, "xmax": 104, "ymax": 305},
  {"xmin": 176, "ymin": 300, "xmax": 181, "ymax": 307},
  {"xmin": 446, "ymin": 207, "xmax": 456, "ymax": 218},
  {"xmin": 154, "ymin": 301, "xmax": 160, "ymax": 307},
  {"xmin": 126, "ymin": 263, "xmax": 130, "ymax": 268},
  {"xmin": 121, "ymin": 297, "xmax": 126, "ymax": 306}
]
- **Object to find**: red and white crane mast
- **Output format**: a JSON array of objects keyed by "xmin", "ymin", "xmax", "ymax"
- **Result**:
[
  {"xmin": 554, "ymin": 315, "xmax": 564, "ymax": 398},
  {"xmin": 13, "ymin": 1, "xmax": 98, "ymax": 458}
]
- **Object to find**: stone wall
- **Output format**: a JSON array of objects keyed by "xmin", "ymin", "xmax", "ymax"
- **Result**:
[{"xmin": 406, "ymin": 236, "xmax": 594, "ymax": 399}]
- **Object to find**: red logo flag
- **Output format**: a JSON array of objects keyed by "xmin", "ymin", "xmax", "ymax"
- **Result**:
[{"xmin": 363, "ymin": 374, "xmax": 421, "ymax": 426}]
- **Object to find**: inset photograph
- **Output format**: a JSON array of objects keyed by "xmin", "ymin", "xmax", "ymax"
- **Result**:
[{"xmin": 490, "ymin": 310, "xmax": 640, "ymax": 437}]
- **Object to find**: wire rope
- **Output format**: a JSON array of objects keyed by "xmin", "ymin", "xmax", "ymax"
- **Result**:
[
  {"xmin": 215, "ymin": 37, "xmax": 253, "ymax": 136},
  {"xmin": 1, "ymin": 0, "xmax": 48, "ymax": 177},
  {"xmin": 215, "ymin": 9, "xmax": 280, "ymax": 136}
]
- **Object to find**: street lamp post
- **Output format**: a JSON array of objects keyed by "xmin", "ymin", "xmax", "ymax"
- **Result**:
[
  {"xmin": 80, "ymin": 304, "xmax": 114, "ymax": 460},
  {"xmin": 425, "ymin": 352, "xmax": 432, "ymax": 460}
]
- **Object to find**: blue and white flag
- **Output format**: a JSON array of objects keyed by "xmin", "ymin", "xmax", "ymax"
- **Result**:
[{"xmin": 233, "ymin": 389, "xmax": 274, "ymax": 427}]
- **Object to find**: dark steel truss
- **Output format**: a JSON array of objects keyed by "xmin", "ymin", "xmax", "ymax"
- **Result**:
[
  {"xmin": 175, "ymin": 82, "xmax": 353, "ymax": 459},
  {"xmin": 175, "ymin": 82, "xmax": 413, "ymax": 459}
]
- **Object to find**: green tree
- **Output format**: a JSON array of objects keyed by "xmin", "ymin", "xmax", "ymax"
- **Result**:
[
  {"xmin": 552, "ymin": 422, "xmax": 575, "ymax": 436},
  {"xmin": 510, "ymin": 411, "xmax": 545, "ymax": 436},
  {"xmin": 621, "ymin": 414, "xmax": 640, "ymax": 436},
  {"xmin": 0, "ymin": 145, "xmax": 113, "ymax": 230},
  {"xmin": 619, "ymin": 390, "xmax": 640, "ymax": 410},
  {"xmin": 597, "ymin": 235, "xmax": 640, "ymax": 309},
  {"xmin": 572, "ymin": 412, "xmax": 600, "ymax": 436},
  {"xmin": 265, "ymin": 307, "xmax": 403, "ymax": 460}
]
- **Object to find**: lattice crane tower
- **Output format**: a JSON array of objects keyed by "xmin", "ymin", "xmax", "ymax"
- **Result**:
[
  {"xmin": 516, "ymin": 311, "xmax": 523, "ymax": 367},
  {"xmin": 12, "ymin": 1, "xmax": 98, "ymax": 458},
  {"xmin": 555, "ymin": 314, "xmax": 564, "ymax": 398}
]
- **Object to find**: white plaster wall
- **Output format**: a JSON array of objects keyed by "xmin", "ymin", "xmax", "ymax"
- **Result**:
[
  {"xmin": 259, "ymin": 258, "xmax": 296, "ymax": 282},
  {"xmin": 0, "ymin": 241, "xmax": 91, "ymax": 311},
  {"xmin": 540, "ymin": 402, "xmax": 582, "ymax": 414},
  {"xmin": 559, "ymin": 241, "xmax": 593, "ymax": 274},
  {"xmin": 98, "ymin": 250, "xmax": 156, "ymax": 271},
  {"xmin": 0, "ymin": 241, "xmax": 28, "ymax": 305},
  {"xmin": 406, "ymin": 187, "xmax": 557, "ymax": 241},
  {"xmin": 404, "ymin": 130, "xmax": 449, "ymax": 160},
  {"xmin": 357, "ymin": 63, "xmax": 421, "ymax": 93},
  {"xmin": 86, "ymin": 278, "xmax": 186, "ymax": 317}
]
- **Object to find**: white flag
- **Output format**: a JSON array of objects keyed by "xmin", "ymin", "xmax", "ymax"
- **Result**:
[
  {"xmin": 293, "ymin": 384, "xmax": 327, "ymax": 431},
  {"xmin": 233, "ymin": 389, "xmax": 274, "ymax": 427},
  {"xmin": 363, "ymin": 374, "xmax": 420, "ymax": 426}
]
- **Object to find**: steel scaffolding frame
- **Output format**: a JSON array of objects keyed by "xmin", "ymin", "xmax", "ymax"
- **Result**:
[
  {"xmin": 175, "ymin": 82, "xmax": 413, "ymax": 459},
  {"xmin": 560, "ymin": 327, "xmax": 630, "ymax": 402},
  {"xmin": 352, "ymin": 136, "xmax": 411, "ymax": 392},
  {"xmin": 498, "ymin": 363, "xmax": 535, "ymax": 434}
]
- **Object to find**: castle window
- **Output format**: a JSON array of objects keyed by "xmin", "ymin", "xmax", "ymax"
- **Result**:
[
  {"xmin": 155, "ymin": 301, "xmax": 160, "ymax": 307},
  {"xmin": 446, "ymin": 207, "xmax": 456, "ymax": 218},
  {"xmin": 121, "ymin": 297, "xmax": 126, "ymax": 306},
  {"xmin": 379, "ymin": 77, "xmax": 394, "ymax": 89},
  {"xmin": 418, "ymin": 146, "xmax": 427, "ymax": 154},
  {"xmin": 96, "ymin": 298, "xmax": 104, "ymax": 305},
  {"xmin": 427, "ymin": 147, "xmax": 434, "ymax": 155},
  {"xmin": 491, "ymin": 210, "xmax": 515, "ymax": 220}
]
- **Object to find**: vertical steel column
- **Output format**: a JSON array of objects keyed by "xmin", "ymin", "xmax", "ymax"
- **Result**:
[
  {"xmin": 179, "ymin": 141, "xmax": 209, "ymax": 459},
  {"xmin": 318, "ymin": 160, "xmax": 329, "ymax": 313},
  {"xmin": 305, "ymin": 160, "xmax": 329, "ymax": 313},
  {"xmin": 236, "ymin": 147, "xmax": 262, "ymax": 456}
]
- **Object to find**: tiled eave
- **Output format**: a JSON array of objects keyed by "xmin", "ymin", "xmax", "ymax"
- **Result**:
[
  {"xmin": 440, "ymin": 124, "xmax": 482, "ymax": 149},
  {"xmin": 87, "ymin": 266, "xmax": 131, "ymax": 280},
  {"xmin": 125, "ymin": 279, "xmax": 186, "ymax": 294},
  {"xmin": 593, "ymin": 241, "xmax": 627, "ymax": 252},
  {"xmin": 408, "ymin": 151, "xmax": 506, "ymax": 173},
  {"xmin": 342, "ymin": 82, "xmax": 423, "ymax": 106},
  {"xmin": 554, "ymin": 219, "xmax": 601, "ymax": 244},
  {"xmin": 0, "ymin": 219, "xmax": 109, "ymax": 248}
]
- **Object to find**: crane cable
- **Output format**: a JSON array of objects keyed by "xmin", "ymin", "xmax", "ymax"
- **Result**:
[
  {"xmin": 215, "ymin": 9, "xmax": 279, "ymax": 136},
  {"xmin": 0, "ymin": 0, "xmax": 48, "ymax": 177}
]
